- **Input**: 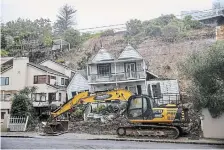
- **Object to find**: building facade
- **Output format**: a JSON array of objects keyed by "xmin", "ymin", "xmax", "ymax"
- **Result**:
[
  {"xmin": 0, "ymin": 57, "xmax": 69, "ymax": 120},
  {"xmin": 87, "ymin": 44, "xmax": 147, "ymax": 94}
]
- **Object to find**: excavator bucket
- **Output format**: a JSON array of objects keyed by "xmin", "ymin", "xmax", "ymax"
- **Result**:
[{"xmin": 43, "ymin": 120, "xmax": 69, "ymax": 135}]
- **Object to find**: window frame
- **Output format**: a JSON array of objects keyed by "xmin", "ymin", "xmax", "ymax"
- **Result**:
[
  {"xmin": 97, "ymin": 63, "xmax": 111, "ymax": 77},
  {"xmin": 33, "ymin": 75, "xmax": 47, "ymax": 84},
  {"xmin": 1, "ymin": 112, "xmax": 6, "ymax": 119},
  {"xmin": 0, "ymin": 77, "xmax": 9, "ymax": 86},
  {"xmin": 32, "ymin": 93, "xmax": 47, "ymax": 102},
  {"xmin": 61, "ymin": 78, "xmax": 65, "ymax": 85},
  {"xmin": 59, "ymin": 93, "xmax": 62, "ymax": 101}
]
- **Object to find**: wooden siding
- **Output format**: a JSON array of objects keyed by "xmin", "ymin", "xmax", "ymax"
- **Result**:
[
  {"xmin": 92, "ymin": 48, "xmax": 114, "ymax": 63},
  {"xmin": 118, "ymin": 45, "xmax": 143, "ymax": 60},
  {"xmin": 67, "ymin": 73, "xmax": 90, "ymax": 99}
]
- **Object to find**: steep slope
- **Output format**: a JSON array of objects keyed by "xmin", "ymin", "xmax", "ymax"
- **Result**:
[{"xmin": 61, "ymin": 28, "xmax": 216, "ymax": 91}]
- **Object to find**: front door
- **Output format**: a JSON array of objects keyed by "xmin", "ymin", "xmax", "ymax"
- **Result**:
[{"xmin": 125, "ymin": 63, "xmax": 136, "ymax": 78}]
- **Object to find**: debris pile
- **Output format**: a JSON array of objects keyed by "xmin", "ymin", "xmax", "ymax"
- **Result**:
[
  {"xmin": 68, "ymin": 115, "xmax": 130, "ymax": 135},
  {"xmin": 183, "ymin": 102, "xmax": 202, "ymax": 139}
]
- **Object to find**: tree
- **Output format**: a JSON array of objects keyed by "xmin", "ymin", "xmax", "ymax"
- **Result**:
[
  {"xmin": 1, "ymin": 33, "xmax": 7, "ymax": 49},
  {"xmin": 162, "ymin": 25, "xmax": 179, "ymax": 41},
  {"xmin": 144, "ymin": 25, "xmax": 162, "ymax": 37},
  {"xmin": 2, "ymin": 18, "xmax": 53, "ymax": 49},
  {"xmin": 54, "ymin": 4, "xmax": 77, "ymax": 35},
  {"xmin": 126, "ymin": 19, "xmax": 142, "ymax": 36},
  {"xmin": 63, "ymin": 28, "xmax": 81, "ymax": 48},
  {"xmin": 11, "ymin": 87, "xmax": 37, "ymax": 127},
  {"xmin": 183, "ymin": 16, "xmax": 202, "ymax": 30},
  {"xmin": 181, "ymin": 41, "xmax": 224, "ymax": 118},
  {"xmin": 152, "ymin": 14, "xmax": 176, "ymax": 27}
]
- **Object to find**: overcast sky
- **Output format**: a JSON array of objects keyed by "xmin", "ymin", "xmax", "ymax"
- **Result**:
[{"xmin": 1, "ymin": 0, "xmax": 212, "ymax": 29}]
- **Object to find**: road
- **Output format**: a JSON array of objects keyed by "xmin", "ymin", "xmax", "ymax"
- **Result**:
[{"xmin": 1, "ymin": 137, "xmax": 223, "ymax": 149}]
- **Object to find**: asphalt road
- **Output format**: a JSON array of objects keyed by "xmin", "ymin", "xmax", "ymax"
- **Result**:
[{"xmin": 1, "ymin": 137, "xmax": 223, "ymax": 149}]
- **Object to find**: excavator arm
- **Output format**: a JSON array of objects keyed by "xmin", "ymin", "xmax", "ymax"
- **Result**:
[
  {"xmin": 51, "ymin": 89, "xmax": 132, "ymax": 119},
  {"xmin": 51, "ymin": 91, "xmax": 89, "ymax": 118}
]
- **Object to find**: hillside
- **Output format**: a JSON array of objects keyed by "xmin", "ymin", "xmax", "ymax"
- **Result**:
[{"xmin": 60, "ymin": 27, "xmax": 215, "ymax": 91}]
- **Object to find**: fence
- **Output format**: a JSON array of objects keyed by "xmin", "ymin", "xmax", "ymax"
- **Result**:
[{"xmin": 7, "ymin": 116, "xmax": 29, "ymax": 131}]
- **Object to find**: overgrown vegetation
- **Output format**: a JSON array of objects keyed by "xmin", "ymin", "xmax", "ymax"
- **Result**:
[
  {"xmin": 11, "ymin": 87, "xmax": 38, "ymax": 128},
  {"xmin": 125, "ymin": 15, "xmax": 204, "ymax": 45},
  {"xmin": 181, "ymin": 41, "xmax": 224, "ymax": 118}
]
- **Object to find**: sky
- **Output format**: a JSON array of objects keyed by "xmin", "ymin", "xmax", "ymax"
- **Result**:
[{"xmin": 1, "ymin": 0, "xmax": 213, "ymax": 30}]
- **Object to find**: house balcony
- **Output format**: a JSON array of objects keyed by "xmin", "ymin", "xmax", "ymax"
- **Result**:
[{"xmin": 88, "ymin": 71, "xmax": 146, "ymax": 84}]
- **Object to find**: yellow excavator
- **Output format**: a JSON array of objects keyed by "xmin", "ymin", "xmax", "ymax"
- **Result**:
[
  {"xmin": 116, "ymin": 94, "xmax": 189, "ymax": 139},
  {"xmin": 42, "ymin": 89, "xmax": 189, "ymax": 139},
  {"xmin": 42, "ymin": 89, "xmax": 132, "ymax": 135}
]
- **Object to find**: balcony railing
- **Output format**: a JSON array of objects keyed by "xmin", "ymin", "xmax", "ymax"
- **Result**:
[{"xmin": 88, "ymin": 71, "xmax": 146, "ymax": 83}]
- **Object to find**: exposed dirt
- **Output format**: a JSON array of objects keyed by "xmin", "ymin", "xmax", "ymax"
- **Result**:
[{"xmin": 68, "ymin": 115, "xmax": 130, "ymax": 135}]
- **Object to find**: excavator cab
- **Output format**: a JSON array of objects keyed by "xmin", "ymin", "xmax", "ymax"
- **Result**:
[
  {"xmin": 117, "ymin": 95, "xmax": 189, "ymax": 139},
  {"xmin": 126, "ymin": 95, "xmax": 155, "ymax": 120}
]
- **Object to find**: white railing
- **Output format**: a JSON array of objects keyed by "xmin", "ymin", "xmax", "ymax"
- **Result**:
[{"xmin": 7, "ymin": 116, "xmax": 29, "ymax": 131}]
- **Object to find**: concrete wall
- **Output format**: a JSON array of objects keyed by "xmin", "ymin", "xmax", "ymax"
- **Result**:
[{"xmin": 201, "ymin": 108, "xmax": 224, "ymax": 139}]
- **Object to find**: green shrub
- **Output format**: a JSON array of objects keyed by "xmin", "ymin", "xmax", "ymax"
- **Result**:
[{"xmin": 181, "ymin": 41, "xmax": 224, "ymax": 118}]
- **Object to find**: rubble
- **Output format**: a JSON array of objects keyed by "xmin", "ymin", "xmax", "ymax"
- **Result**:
[
  {"xmin": 68, "ymin": 115, "xmax": 130, "ymax": 135},
  {"xmin": 183, "ymin": 102, "xmax": 202, "ymax": 139},
  {"xmin": 68, "ymin": 101, "xmax": 201, "ymax": 138}
]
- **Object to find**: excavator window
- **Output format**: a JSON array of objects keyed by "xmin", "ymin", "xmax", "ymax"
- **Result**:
[{"xmin": 127, "ymin": 95, "xmax": 151, "ymax": 119}]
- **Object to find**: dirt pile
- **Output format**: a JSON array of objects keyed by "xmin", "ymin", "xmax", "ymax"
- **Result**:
[
  {"xmin": 68, "ymin": 115, "xmax": 130, "ymax": 135},
  {"xmin": 183, "ymin": 102, "xmax": 202, "ymax": 139}
]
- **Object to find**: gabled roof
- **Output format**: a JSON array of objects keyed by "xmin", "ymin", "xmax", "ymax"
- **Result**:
[
  {"xmin": 28, "ymin": 62, "xmax": 68, "ymax": 78},
  {"xmin": 39, "ymin": 59, "xmax": 75, "ymax": 71},
  {"xmin": 91, "ymin": 47, "xmax": 114, "ymax": 63},
  {"xmin": 77, "ymin": 69, "xmax": 87, "ymax": 80},
  {"xmin": 1, "ymin": 58, "xmax": 13, "ymax": 74},
  {"xmin": 1, "ymin": 57, "xmax": 13, "ymax": 65},
  {"xmin": 118, "ymin": 44, "xmax": 143, "ymax": 60},
  {"xmin": 67, "ymin": 69, "xmax": 88, "ymax": 88}
]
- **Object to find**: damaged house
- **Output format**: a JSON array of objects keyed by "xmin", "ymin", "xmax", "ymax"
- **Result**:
[{"xmin": 87, "ymin": 44, "xmax": 147, "ymax": 94}]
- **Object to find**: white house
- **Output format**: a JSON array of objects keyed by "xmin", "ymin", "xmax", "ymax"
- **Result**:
[
  {"xmin": 66, "ymin": 70, "xmax": 90, "ymax": 100},
  {"xmin": 146, "ymin": 78, "xmax": 180, "ymax": 105},
  {"xmin": 0, "ymin": 57, "xmax": 69, "ymax": 119},
  {"xmin": 87, "ymin": 44, "xmax": 147, "ymax": 94}
]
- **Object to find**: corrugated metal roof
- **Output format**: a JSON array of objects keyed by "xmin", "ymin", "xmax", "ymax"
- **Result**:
[
  {"xmin": 91, "ymin": 47, "xmax": 114, "ymax": 63},
  {"xmin": 118, "ymin": 44, "xmax": 143, "ymax": 60}
]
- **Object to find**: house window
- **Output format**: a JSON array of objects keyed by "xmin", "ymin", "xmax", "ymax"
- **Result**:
[
  {"xmin": 48, "ymin": 93, "xmax": 56, "ymax": 103},
  {"xmin": 97, "ymin": 64, "xmax": 111, "ymax": 76},
  {"xmin": 71, "ymin": 92, "xmax": 76, "ymax": 97},
  {"xmin": 152, "ymin": 83, "xmax": 161, "ymax": 98},
  {"xmin": 61, "ymin": 78, "xmax": 65, "ymax": 85},
  {"xmin": 32, "ymin": 93, "xmax": 47, "ymax": 102},
  {"xmin": 34, "ymin": 75, "xmax": 47, "ymax": 84},
  {"xmin": 1, "ymin": 112, "xmax": 6, "ymax": 119},
  {"xmin": 65, "ymin": 79, "xmax": 69, "ymax": 86},
  {"xmin": 59, "ymin": 93, "xmax": 61, "ymax": 101},
  {"xmin": 0, "ymin": 77, "xmax": 9, "ymax": 86}
]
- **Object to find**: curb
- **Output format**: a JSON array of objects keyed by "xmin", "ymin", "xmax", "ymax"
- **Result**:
[
  {"xmin": 88, "ymin": 138, "xmax": 224, "ymax": 145},
  {"xmin": 1, "ymin": 136, "xmax": 33, "ymax": 138}
]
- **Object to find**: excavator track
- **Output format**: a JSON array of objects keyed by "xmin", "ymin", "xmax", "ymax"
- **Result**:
[{"xmin": 117, "ymin": 125, "xmax": 180, "ymax": 139}]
